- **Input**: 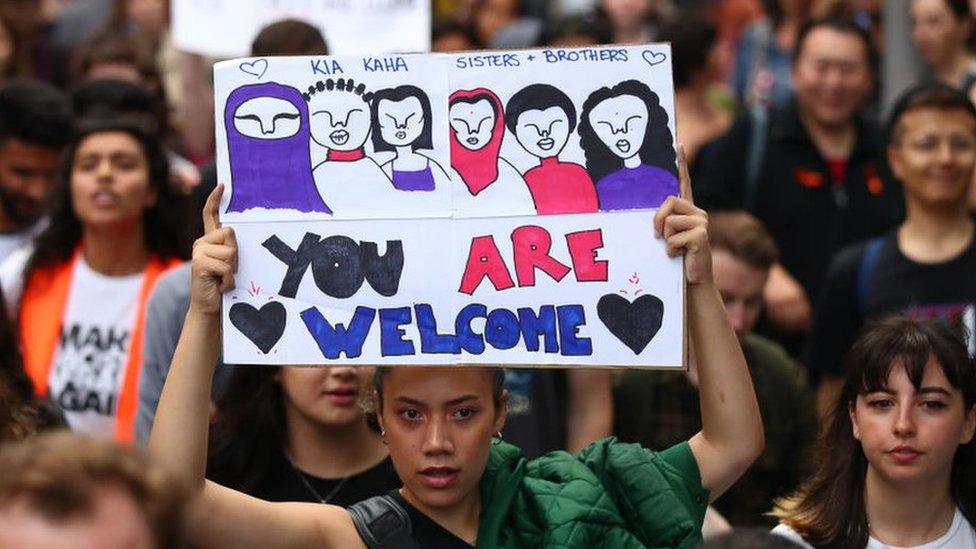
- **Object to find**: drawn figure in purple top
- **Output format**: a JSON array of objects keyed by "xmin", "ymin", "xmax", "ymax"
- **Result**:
[
  {"xmin": 579, "ymin": 79, "xmax": 679, "ymax": 211},
  {"xmin": 370, "ymin": 85, "xmax": 449, "ymax": 192},
  {"xmin": 224, "ymin": 82, "xmax": 330, "ymax": 213}
]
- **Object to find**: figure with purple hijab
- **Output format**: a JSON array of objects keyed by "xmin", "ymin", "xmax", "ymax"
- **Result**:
[
  {"xmin": 370, "ymin": 85, "xmax": 450, "ymax": 192},
  {"xmin": 224, "ymin": 82, "xmax": 330, "ymax": 213},
  {"xmin": 578, "ymin": 79, "xmax": 679, "ymax": 211}
]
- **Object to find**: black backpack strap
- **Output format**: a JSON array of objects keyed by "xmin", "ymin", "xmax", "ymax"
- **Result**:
[{"xmin": 347, "ymin": 494, "xmax": 420, "ymax": 549}]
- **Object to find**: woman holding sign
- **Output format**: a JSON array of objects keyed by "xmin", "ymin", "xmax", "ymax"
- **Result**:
[{"xmin": 149, "ymin": 151, "xmax": 764, "ymax": 547}]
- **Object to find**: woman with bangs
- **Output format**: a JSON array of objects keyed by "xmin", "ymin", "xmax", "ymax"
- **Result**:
[
  {"xmin": 150, "ymin": 152, "xmax": 765, "ymax": 547},
  {"xmin": 773, "ymin": 316, "xmax": 976, "ymax": 548}
]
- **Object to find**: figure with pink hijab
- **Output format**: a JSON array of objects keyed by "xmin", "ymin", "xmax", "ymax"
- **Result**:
[{"xmin": 449, "ymin": 88, "xmax": 535, "ymax": 216}]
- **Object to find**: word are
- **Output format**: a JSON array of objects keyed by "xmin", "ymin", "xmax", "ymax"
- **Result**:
[
  {"xmin": 460, "ymin": 226, "xmax": 608, "ymax": 295},
  {"xmin": 263, "ymin": 233, "xmax": 404, "ymax": 299},
  {"xmin": 300, "ymin": 303, "xmax": 592, "ymax": 359}
]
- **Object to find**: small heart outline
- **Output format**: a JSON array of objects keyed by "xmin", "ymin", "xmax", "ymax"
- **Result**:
[
  {"xmin": 239, "ymin": 58, "xmax": 269, "ymax": 79},
  {"xmin": 642, "ymin": 50, "xmax": 667, "ymax": 68}
]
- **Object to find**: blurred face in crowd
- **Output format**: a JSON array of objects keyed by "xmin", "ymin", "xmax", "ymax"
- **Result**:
[
  {"xmin": 712, "ymin": 249, "xmax": 767, "ymax": 339},
  {"xmin": 70, "ymin": 131, "xmax": 156, "ymax": 231},
  {"xmin": 602, "ymin": 0, "xmax": 653, "ymax": 32},
  {"xmin": 125, "ymin": 0, "xmax": 168, "ymax": 37},
  {"xmin": 0, "ymin": 138, "xmax": 61, "ymax": 230},
  {"xmin": 378, "ymin": 367, "xmax": 505, "ymax": 512},
  {"xmin": 473, "ymin": 0, "xmax": 518, "ymax": 46},
  {"xmin": 889, "ymin": 106, "xmax": 976, "ymax": 209},
  {"xmin": 850, "ymin": 358, "xmax": 975, "ymax": 488},
  {"xmin": 278, "ymin": 366, "xmax": 375, "ymax": 428},
  {"xmin": 0, "ymin": 485, "xmax": 155, "ymax": 549},
  {"xmin": 792, "ymin": 27, "xmax": 873, "ymax": 129},
  {"xmin": 911, "ymin": 0, "xmax": 972, "ymax": 68}
]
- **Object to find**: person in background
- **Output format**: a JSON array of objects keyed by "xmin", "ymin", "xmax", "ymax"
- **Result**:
[
  {"xmin": 0, "ymin": 431, "xmax": 187, "ymax": 549},
  {"xmin": 733, "ymin": 0, "xmax": 813, "ymax": 109},
  {"xmin": 773, "ymin": 317, "xmax": 976, "ymax": 548},
  {"xmin": 615, "ymin": 211, "xmax": 815, "ymax": 527},
  {"xmin": 0, "ymin": 79, "xmax": 70, "ymax": 263},
  {"xmin": 541, "ymin": 13, "xmax": 610, "ymax": 47},
  {"xmin": 595, "ymin": 0, "xmax": 665, "ymax": 44},
  {"xmin": 0, "ymin": 120, "xmax": 190, "ymax": 442},
  {"xmin": 694, "ymin": 18, "xmax": 902, "ymax": 354},
  {"xmin": 664, "ymin": 10, "xmax": 733, "ymax": 163},
  {"xmin": 807, "ymin": 83, "xmax": 976, "ymax": 419},
  {"xmin": 471, "ymin": 0, "xmax": 542, "ymax": 48},
  {"xmin": 206, "ymin": 364, "xmax": 399, "ymax": 506},
  {"xmin": 911, "ymin": 0, "xmax": 976, "ymax": 94},
  {"xmin": 433, "ymin": 19, "xmax": 479, "ymax": 51},
  {"xmin": 135, "ymin": 18, "xmax": 331, "ymax": 444}
]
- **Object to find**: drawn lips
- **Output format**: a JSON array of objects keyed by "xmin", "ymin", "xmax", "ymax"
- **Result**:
[
  {"xmin": 330, "ymin": 129, "xmax": 349, "ymax": 145},
  {"xmin": 537, "ymin": 137, "xmax": 555, "ymax": 150},
  {"xmin": 615, "ymin": 139, "xmax": 631, "ymax": 154},
  {"xmin": 466, "ymin": 136, "xmax": 479, "ymax": 146},
  {"xmin": 396, "ymin": 130, "xmax": 407, "ymax": 139}
]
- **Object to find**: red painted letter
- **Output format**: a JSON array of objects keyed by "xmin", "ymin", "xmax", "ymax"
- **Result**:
[
  {"xmin": 566, "ymin": 229, "xmax": 608, "ymax": 282},
  {"xmin": 459, "ymin": 236, "xmax": 515, "ymax": 295},
  {"xmin": 511, "ymin": 225, "xmax": 571, "ymax": 287}
]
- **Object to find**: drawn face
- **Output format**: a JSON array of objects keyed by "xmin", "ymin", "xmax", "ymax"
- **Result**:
[
  {"xmin": 310, "ymin": 92, "xmax": 371, "ymax": 151},
  {"xmin": 232, "ymin": 97, "xmax": 301, "ymax": 139},
  {"xmin": 589, "ymin": 94, "xmax": 648, "ymax": 160},
  {"xmin": 450, "ymin": 99, "xmax": 495, "ymax": 151},
  {"xmin": 514, "ymin": 106, "xmax": 570, "ymax": 158},
  {"xmin": 378, "ymin": 96, "xmax": 425, "ymax": 147}
]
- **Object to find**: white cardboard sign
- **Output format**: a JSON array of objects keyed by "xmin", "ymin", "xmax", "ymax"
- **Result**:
[
  {"xmin": 172, "ymin": 0, "xmax": 431, "ymax": 57},
  {"xmin": 215, "ymin": 45, "xmax": 685, "ymax": 368}
]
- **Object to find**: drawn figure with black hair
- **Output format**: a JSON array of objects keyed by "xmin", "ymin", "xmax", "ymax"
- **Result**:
[
  {"xmin": 506, "ymin": 84, "xmax": 598, "ymax": 214},
  {"xmin": 449, "ymin": 88, "xmax": 534, "ymax": 216},
  {"xmin": 305, "ymin": 78, "xmax": 393, "ymax": 215},
  {"xmin": 225, "ymin": 82, "xmax": 329, "ymax": 213},
  {"xmin": 370, "ymin": 85, "xmax": 449, "ymax": 192},
  {"xmin": 579, "ymin": 80, "xmax": 679, "ymax": 211}
]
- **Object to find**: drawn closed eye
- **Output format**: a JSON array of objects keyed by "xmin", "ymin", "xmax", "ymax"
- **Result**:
[
  {"xmin": 234, "ymin": 114, "xmax": 262, "ymax": 123},
  {"xmin": 596, "ymin": 120, "xmax": 614, "ymax": 130},
  {"xmin": 452, "ymin": 118, "xmax": 473, "ymax": 133},
  {"xmin": 623, "ymin": 115, "xmax": 643, "ymax": 129},
  {"xmin": 272, "ymin": 112, "xmax": 300, "ymax": 123},
  {"xmin": 526, "ymin": 123, "xmax": 543, "ymax": 134},
  {"xmin": 474, "ymin": 116, "xmax": 492, "ymax": 133}
]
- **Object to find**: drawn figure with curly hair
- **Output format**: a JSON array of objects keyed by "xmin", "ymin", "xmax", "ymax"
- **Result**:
[{"xmin": 579, "ymin": 80, "xmax": 679, "ymax": 211}]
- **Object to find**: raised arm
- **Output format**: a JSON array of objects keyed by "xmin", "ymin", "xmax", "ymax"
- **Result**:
[
  {"xmin": 653, "ymin": 150, "xmax": 764, "ymax": 501},
  {"xmin": 148, "ymin": 185, "xmax": 363, "ymax": 549}
]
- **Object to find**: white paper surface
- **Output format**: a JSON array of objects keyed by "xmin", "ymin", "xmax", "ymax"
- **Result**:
[{"xmin": 172, "ymin": 0, "xmax": 431, "ymax": 57}]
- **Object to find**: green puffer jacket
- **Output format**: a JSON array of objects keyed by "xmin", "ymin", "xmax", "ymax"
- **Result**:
[{"xmin": 475, "ymin": 437, "xmax": 709, "ymax": 549}]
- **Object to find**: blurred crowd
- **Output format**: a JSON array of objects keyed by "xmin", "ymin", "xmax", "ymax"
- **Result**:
[{"xmin": 0, "ymin": 1, "xmax": 974, "ymax": 548}]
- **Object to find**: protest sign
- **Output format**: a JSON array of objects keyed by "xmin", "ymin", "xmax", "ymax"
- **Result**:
[
  {"xmin": 171, "ymin": 0, "xmax": 431, "ymax": 57},
  {"xmin": 215, "ymin": 45, "xmax": 685, "ymax": 368}
]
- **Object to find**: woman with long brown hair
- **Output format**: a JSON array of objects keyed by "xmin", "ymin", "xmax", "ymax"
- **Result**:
[{"xmin": 773, "ymin": 317, "xmax": 976, "ymax": 547}]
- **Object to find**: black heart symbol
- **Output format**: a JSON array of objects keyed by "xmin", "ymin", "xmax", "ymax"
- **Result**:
[
  {"xmin": 597, "ymin": 294, "xmax": 664, "ymax": 354},
  {"xmin": 642, "ymin": 50, "xmax": 667, "ymax": 67},
  {"xmin": 229, "ymin": 301, "xmax": 286, "ymax": 353},
  {"xmin": 239, "ymin": 58, "xmax": 268, "ymax": 79}
]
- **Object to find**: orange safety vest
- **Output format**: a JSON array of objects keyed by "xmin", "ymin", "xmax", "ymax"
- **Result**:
[{"xmin": 19, "ymin": 250, "xmax": 182, "ymax": 443}]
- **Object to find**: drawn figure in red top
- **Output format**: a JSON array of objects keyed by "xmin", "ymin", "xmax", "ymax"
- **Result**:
[
  {"xmin": 449, "ymin": 88, "xmax": 534, "ymax": 216},
  {"xmin": 505, "ymin": 84, "xmax": 598, "ymax": 214}
]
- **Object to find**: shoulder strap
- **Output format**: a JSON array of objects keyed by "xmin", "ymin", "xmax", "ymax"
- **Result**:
[
  {"xmin": 743, "ymin": 105, "xmax": 769, "ymax": 211},
  {"xmin": 347, "ymin": 494, "xmax": 420, "ymax": 549},
  {"xmin": 856, "ymin": 237, "xmax": 886, "ymax": 318}
]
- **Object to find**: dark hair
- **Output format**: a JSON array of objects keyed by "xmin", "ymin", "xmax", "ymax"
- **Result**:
[
  {"xmin": 887, "ymin": 82, "xmax": 976, "ymax": 143},
  {"xmin": 251, "ymin": 18, "xmax": 329, "ymax": 56},
  {"xmin": 25, "ymin": 119, "xmax": 191, "ymax": 274},
  {"xmin": 504, "ymin": 83, "xmax": 577, "ymax": 135},
  {"xmin": 763, "ymin": 0, "xmax": 812, "ymax": 27},
  {"xmin": 774, "ymin": 316, "xmax": 976, "ymax": 547},
  {"xmin": 0, "ymin": 431, "xmax": 187, "ymax": 549},
  {"xmin": 370, "ymin": 85, "xmax": 434, "ymax": 153},
  {"xmin": 0, "ymin": 78, "xmax": 71, "ymax": 149},
  {"xmin": 207, "ymin": 366, "xmax": 285, "ymax": 492},
  {"xmin": 578, "ymin": 79, "xmax": 677, "ymax": 183},
  {"xmin": 372, "ymin": 367, "xmax": 506, "ymax": 413},
  {"xmin": 699, "ymin": 528, "xmax": 805, "ymax": 548},
  {"xmin": 303, "ymin": 78, "xmax": 373, "ymax": 103},
  {"xmin": 660, "ymin": 11, "xmax": 718, "ymax": 89},
  {"xmin": 72, "ymin": 78, "xmax": 158, "ymax": 131},
  {"xmin": 707, "ymin": 210, "xmax": 779, "ymax": 270},
  {"xmin": 921, "ymin": 0, "xmax": 973, "ymax": 20},
  {"xmin": 794, "ymin": 17, "xmax": 876, "ymax": 67},
  {"xmin": 433, "ymin": 18, "xmax": 482, "ymax": 50},
  {"xmin": 0, "ymin": 285, "xmax": 29, "ymax": 403},
  {"xmin": 540, "ymin": 14, "xmax": 611, "ymax": 46}
]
